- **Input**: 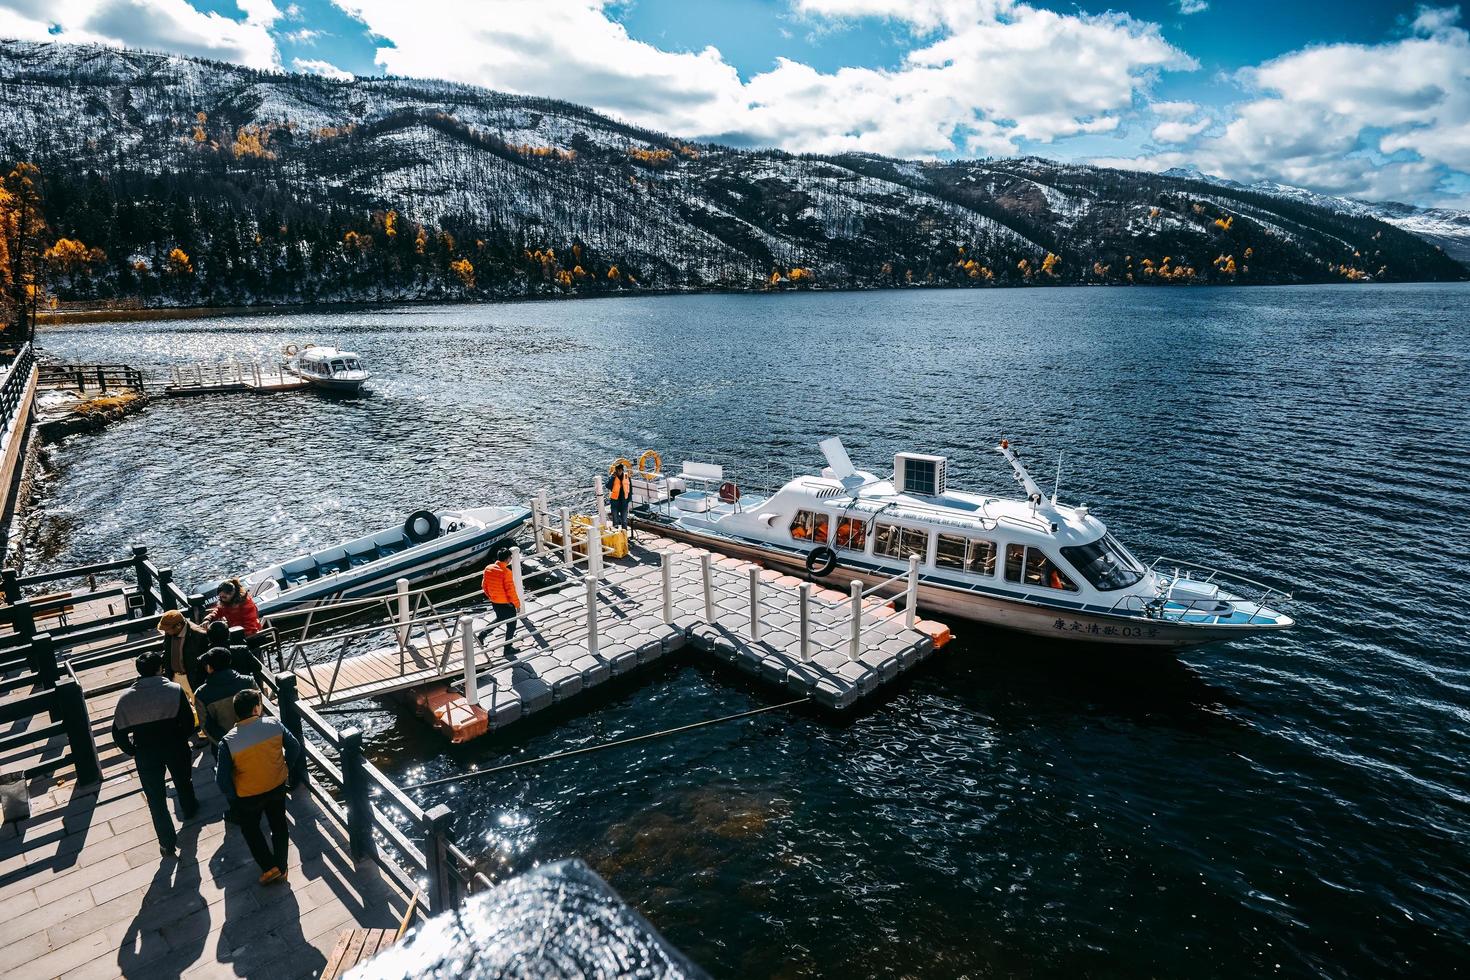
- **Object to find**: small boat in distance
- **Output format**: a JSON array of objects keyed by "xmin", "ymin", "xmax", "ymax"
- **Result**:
[
  {"xmin": 219, "ymin": 505, "xmax": 529, "ymax": 618},
  {"xmin": 628, "ymin": 438, "xmax": 1294, "ymax": 649},
  {"xmin": 283, "ymin": 343, "xmax": 370, "ymax": 393}
]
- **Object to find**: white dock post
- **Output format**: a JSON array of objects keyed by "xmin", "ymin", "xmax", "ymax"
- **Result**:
[
  {"xmin": 799, "ymin": 583, "xmax": 811, "ymax": 661},
  {"xmin": 905, "ymin": 554, "xmax": 920, "ymax": 630},
  {"xmin": 661, "ymin": 552, "xmax": 674, "ymax": 624},
  {"xmin": 701, "ymin": 553, "xmax": 714, "ymax": 623},
  {"xmin": 510, "ymin": 546, "xmax": 525, "ymax": 604},
  {"xmin": 560, "ymin": 507, "xmax": 573, "ymax": 569},
  {"xmin": 461, "ymin": 616, "xmax": 479, "ymax": 704},
  {"xmin": 594, "ymin": 478, "xmax": 608, "ymax": 527},
  {"xmin": 195, "ymin": 364, "xmax": 203, "ymax": 386},
  {"xmin": 253, "ymin": 363, "xmax": 261, "ymax": 387},
  {"xmin": 533, "ymin": 489, "xmax": 550, "ymax": 552},
  {"xmin": 395, "ymin": 577, "xmax": 411, "ymax": 646},
  {"xmin": 585, "ymin": 576, "xmax": 600, "ymax": 658},
  {"xmin": 589, "ymin": 518, "xmax": 604, "ymax": 580},
  {"xmin": 748, "ymin": 567, "xmax": 762, "ymax": 641},
  {"xmin": 848, "ymin": 579, "xmax": 863, "ymax": 660}
]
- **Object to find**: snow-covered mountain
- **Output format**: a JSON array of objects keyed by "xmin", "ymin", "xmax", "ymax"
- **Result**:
[
  {"xmin": 1161, "ymin": 167, "xmax": 1470, "ymax": 264},
  {"xmin": 1, "ymin": 40, "xmax": 1463, "ymax": 307}
]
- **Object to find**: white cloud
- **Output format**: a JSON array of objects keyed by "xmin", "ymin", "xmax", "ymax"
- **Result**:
[
  {"xmin": 1150, "ymin": 100, "xmax": 1197, "ymax": 119},
  {"xmin": 1177, "ymin": 0, "xmax": 1208, "ymax": 14},
  {"xmin": 333, "ymin": 0, "xmax": 1193, "ymax": 158},
  {"xmin": 1151, "ymin": 117, "xmax": 1207, "ymax": 142},
  {"xmin": 0, "ymin": 0, "xmax": 280, "ymax": 68},
  {"xmin": 293, "ymin": 56, "xmax": 350, "ymax": 80},
  {"xmin": 1170, "ymin": 6, "xmax": 1470, "ymax": 200}
]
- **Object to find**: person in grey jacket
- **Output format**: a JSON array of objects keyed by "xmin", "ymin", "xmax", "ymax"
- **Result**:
[{"xmin": 112, "ymin": 650, "xmax": 199, "ymax": 857}]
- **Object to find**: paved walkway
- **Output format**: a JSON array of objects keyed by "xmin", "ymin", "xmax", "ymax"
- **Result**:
[{"xmin": 1, "ymin": 655, "xmax": 412, "ymax": 979}]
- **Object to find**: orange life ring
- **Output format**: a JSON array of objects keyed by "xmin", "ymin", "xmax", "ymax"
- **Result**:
[
  {"xmin": 609, "ymin": 457, "xmax": 633, "ymax": 474},
  {"xmin": 638, "ymin": 450, "xmax": 662, "ymax": 476}
]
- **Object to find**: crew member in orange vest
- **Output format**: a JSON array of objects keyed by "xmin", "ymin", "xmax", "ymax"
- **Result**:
[
  {"xmin": 479, "ymin": 546, "xmax": 521, "ymax": 654},
  {"xmin": 606, "ymin": 463, "xmax": 632, "ymax": 530}
]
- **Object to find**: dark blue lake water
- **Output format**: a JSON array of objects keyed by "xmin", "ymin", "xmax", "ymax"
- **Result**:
[{"xmin": 34, "ymin": 284, "xmax": 1470, "ymax": 977}]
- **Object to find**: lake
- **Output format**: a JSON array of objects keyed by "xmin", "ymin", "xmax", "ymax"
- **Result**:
[{"xmin": 32, "ymin": 284, "xmax": 1470, "ymax": 977}]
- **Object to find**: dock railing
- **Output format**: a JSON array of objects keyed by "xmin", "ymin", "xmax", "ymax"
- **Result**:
[
  {"xmin": 37, "ymin": 361, "xmax": 145, "ymax": 393},
  {"xmin": 0, "ymin": 342, "xmax": 36, "ymax": 434},
  {"xmin": 0, "ymin": 648, "xmax": 103, "ymax": 785},
  {"xmin": 166, "ymin": 360, "xmax": 296, "ymax": 390},
  {"xmin": 256, "ymin": 670, "xmax": 489, "ymax": 919}
]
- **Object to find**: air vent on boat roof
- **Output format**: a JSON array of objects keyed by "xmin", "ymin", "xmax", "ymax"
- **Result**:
[{"xmin": 895, "ymin": 453, "xmax": 947, "ymax": 497}]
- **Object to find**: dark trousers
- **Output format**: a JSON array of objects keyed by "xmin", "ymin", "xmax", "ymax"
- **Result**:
[
  {"xmin": 138, "ymin": 746, "xmax": 198, "ymax": 850},
  {"xmin": 234, "ymin": 782, "xmax": 290, "ymax": 873},
  {"xmin": 610, "ymin": 497, "xmax": 630, "ymax": 528},
  {"xmin": 478, "ymin": 602, "xmax": 518, "ymax": 649}
]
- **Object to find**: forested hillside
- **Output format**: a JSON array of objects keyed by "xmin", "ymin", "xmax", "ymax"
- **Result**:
[{"xmin": 1, "ymin": 39, "xmax": 1464, "ymax": 313}]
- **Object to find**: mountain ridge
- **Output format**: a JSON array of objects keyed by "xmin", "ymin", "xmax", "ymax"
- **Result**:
[{"xmin": 2, "ymin": 38, "xmax": 1464, "ymax": 308}]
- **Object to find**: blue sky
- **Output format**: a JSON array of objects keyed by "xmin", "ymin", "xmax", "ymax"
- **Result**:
[{"xmin": 5, "ymin": 0, "xmax": 1469, "ymax": 205}]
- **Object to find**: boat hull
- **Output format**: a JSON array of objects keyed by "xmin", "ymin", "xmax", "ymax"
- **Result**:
[
  {"xmin": 255, "ymin": 513, "xmax": 526, "ymax": 618},
  {"xmin": 632, "ymin": 517, "xmax": 1285, "ymax": 649}
]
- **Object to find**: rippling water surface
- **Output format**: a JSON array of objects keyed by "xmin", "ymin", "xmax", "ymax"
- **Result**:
[{"xmin": 34, "ymin": 284, "xmax": 1470, "ymax": 976}]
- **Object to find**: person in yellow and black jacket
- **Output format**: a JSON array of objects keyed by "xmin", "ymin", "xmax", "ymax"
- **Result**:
[{"xmin": 215, "ymin": 688, "xmax": 304, "ymax": 885}]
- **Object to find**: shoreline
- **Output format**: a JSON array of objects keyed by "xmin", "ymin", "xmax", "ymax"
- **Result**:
[{"xmin": 35, "ymin": 277, "xmax": 1469, "ymax": 327}]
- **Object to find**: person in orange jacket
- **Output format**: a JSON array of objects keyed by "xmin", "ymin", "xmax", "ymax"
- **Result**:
[
  {"xmin": 478, "ymin": 546, "xmax": 521, "ymax": 654},
  {"xmin": 606, "ymin": 463, "xmax": 632, "ymax": 530}
]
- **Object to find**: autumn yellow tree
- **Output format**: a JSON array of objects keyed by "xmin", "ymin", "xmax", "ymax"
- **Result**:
[
  {"xmin": 0, "ymin": 163, "xmax": 46, "ymax": 338},
  {"xmin": 166, "ymin": 248, "xmax": 193, "ymax": 276},
  {"xmin": 449, "ymin": 258, "xmax": 475, "ymax": 289}
]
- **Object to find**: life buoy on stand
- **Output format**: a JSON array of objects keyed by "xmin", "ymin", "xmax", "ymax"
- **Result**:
[
  {"xmin": 283, "ymin": 343, "xmax": 300, "ymax": 356},
  {"xmin": 638, "ymin": 450, "xmax": 662, "ymax": 476},
  {"xmin": 404, "ymin": 510, "xmax": 441, "ymax": 543},
  {"xmin": 805, "ymin": 546, "xmax": 838, "ymax": 578}
]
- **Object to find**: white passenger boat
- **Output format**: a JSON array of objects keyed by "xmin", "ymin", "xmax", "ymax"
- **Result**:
[
  {"xmin": 284, "ymin": 344, "xmax": 370, "ymax": 393},
  {"xmin": 227, "ymin": 506, "xmax": 529, "ymax": 617},
  {"xmin": 628, "ymin": 440, "xmax": 1293, "ymax": 649}
]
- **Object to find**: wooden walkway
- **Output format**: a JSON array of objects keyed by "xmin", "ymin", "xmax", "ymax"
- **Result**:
[
  {"xmin": 0, "ymin": 653, "xmax": 411, "ymax": 979},
  {"xmin": 291, "ymin": 535, "xmax": 951, "ymax": 730}
]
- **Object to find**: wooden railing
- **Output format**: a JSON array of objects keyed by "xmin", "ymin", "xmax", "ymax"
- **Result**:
[
  {"xmin": 0, "ymin": 342, "xmax": 35, "ymax": 437},
  {"xmin": 0, "ymin": 649, "xmax": 103, "ymax": 785},
  {"xmin": 37, "ymin": 362, "xmax": 146, "ymax": 393}
]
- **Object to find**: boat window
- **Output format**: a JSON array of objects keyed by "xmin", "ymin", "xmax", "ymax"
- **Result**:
[
  {"xmin": 789, "ymin": 510, "xmax": 829, "ymax": 544},
  {"xmin": 834, "ymin": 516, "xmax": 867, "ymax": 552},
  {"xmin": 873, "ymin": 522, "xmax": 929, "ymax": 562},
  {"xmin": 331, "ymin": 360, "xmax": 347, "ymax": 374},
  {"xmin": 1005, "ymin": 543, "xmax": 1025, "ymax": 582},
  {"xmin": 1024, "ymin": 548, "xmax": 1079, "ymax": 592},
  {"xmin": 936, "ymin": 534, "xmax": 997, "ymax": 575},
  {"xmin": 1061, "ymin": 535, "xmax": 1144, "ymax": 591}
]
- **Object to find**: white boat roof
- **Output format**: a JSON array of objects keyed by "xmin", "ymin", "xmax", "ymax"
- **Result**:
[
  {"xmin": 298, "ymin": 347, "xmax": 361, "ymax": 360},
  {"xmin": 780, "ymin": 472, "xmax": 1105, "ymax": 546}
]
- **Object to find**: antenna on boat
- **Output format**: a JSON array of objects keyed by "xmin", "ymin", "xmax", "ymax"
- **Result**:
[
  {"xmin": 998, "ymin": 439, "xmax": 1045, "ymax": 508},
  {"xmin": 1051, "ymin": 452, "xmax": 1062, "ymax": 506}
]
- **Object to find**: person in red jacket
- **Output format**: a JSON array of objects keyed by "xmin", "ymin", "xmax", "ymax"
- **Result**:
[
  {"xmin": 206, "ymin": 578, "xmax": 262, "ymax": 636},
  {"xmin": 478, "ymin": 547, "xmax": 521, "ymax": 655}
]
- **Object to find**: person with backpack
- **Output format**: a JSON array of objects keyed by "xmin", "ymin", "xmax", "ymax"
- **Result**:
[{"xmin": 112, "ymin": 650, "xmax": 199, "ymax": 857}]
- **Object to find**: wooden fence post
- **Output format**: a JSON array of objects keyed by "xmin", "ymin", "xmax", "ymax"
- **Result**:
[
  {"xmin": 11, "ymin": 599, "xmax": 34, "ymax": 643},
  {"xmin": 133, "ymin": 545, "xmax": 156, "ymax": 616},
  {"xmin": 27, "ymin": 632, "xmax": 59, "ymax": 718},
  {"xmin": 2, "ymin": 567, "xmax": 20, "ymax": 604},
  {"xmin": 424, "ymin": 803, "xmax": 456, "ymax": 914},
  {"xmin": 340, "ymin": 727, "xmax": 377, "ymax": 862},
  {"xmin": 56, "ymin": 674, "xmax": 101, "ymax": 785},
  {"xmin": 274, "ymin": 672, "xmax": 305, "ymax": 744},
  {"xmin": 157, "ymin": 569, "xmax": 176, "ymax": 610}
]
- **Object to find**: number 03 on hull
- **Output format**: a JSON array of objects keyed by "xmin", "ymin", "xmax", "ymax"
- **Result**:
[{"xmin": 629, "ymin": 438, "xmax": 1293, "ymax": 649}]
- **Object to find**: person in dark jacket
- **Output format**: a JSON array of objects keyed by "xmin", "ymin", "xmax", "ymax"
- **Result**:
[
  {"xmin": 216, "ymin": 688, "xmax": 303, "ymax": 885},
  {"xmin": 192, "ymin": 648, "xmax": 255, "ymax": 747},
  {"xmin": 157, "ymin": 609, "xmax": 209, "ymax": 693},
  {"xmin": 112, "ymin": 650, "xmax": 199, "ymax": 857}
]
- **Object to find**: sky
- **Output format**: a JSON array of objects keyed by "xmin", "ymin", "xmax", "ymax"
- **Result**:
[{"xmin": 2, "ymin": 0, "xmax": 1468, "ymax": 206}]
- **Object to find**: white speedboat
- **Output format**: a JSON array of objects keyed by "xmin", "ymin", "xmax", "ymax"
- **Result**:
[
  {"xmin": 628, "ymin": 439, "xmax": 1293, "ymax": 649},
  {"xmin": 226, "ymin": 506, "xmax": 529, "ymax": 617},
  {"xmin": 284, "ymin": 344, "xmax": 370, "ymax": 393}
]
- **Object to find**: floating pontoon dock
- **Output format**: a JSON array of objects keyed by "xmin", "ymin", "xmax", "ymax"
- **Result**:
[
  {"xmin": 277, "ymin": 498, "xmax": 952, "ymax": 741},
  {"xmin": 161, "ymin": 360, "xmax": 309, "ymax": 396}
]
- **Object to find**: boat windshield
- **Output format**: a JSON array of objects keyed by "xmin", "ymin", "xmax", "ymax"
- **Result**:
[
  {"xmin": 331, "ymin": 359, "xmax": 347, "ymax": 374},
  {"xmin": 1061, "ymin": 533, "xmax": 1145, "ymax": 591}
]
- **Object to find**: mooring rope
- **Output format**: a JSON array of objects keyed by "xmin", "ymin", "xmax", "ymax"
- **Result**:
[{"xmin": 401, "ymin": 697, "xmax": 811, "ymax": 791}]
